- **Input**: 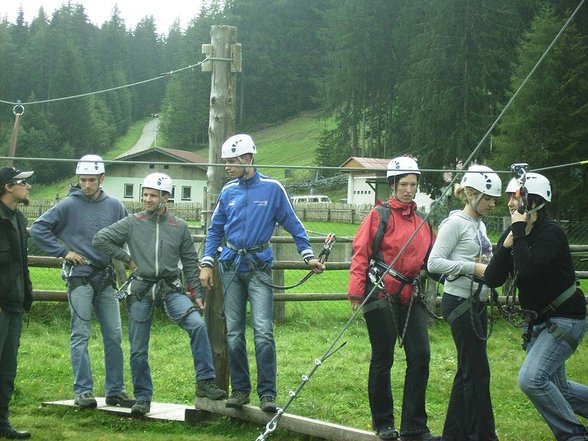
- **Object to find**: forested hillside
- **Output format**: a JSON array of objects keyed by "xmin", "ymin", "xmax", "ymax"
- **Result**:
[{"xmin": 0, "ymin": 0, "xmax": 586, "ymax": 216}]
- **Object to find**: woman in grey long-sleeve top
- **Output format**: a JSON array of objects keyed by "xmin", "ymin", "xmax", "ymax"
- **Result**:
[{"xmin": 427, "ymin": 165, "xmax": 501, "ymax": 441}]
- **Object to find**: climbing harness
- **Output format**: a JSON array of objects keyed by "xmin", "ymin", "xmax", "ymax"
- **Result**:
[
  {"xmin": 222, "ymin": 233, "xmax": 336, "ymax": 291},
  {"xmin": 62, "ymin": 260, "xmax": 116, "ymax": 322},
  {"xmin": 123, "ymin": 274, "xmax": 201, "ymax": 325}
]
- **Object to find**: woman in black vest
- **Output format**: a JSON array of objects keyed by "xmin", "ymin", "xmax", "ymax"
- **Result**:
[{"xmin": 485, "ymin": 172, "xmax": 588, "ymax": 440}]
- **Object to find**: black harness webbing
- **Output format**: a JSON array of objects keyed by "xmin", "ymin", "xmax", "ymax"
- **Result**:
[{"xmin": 538, "ymin": 283, "xmax": 577, "ymax": 317}]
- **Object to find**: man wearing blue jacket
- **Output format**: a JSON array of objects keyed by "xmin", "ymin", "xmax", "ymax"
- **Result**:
[
  {"xmin": 93, "ymin": 172, "xmax": 226, "ymax": 417},
  {"xmin": 30, "ymin": 155, "xmax": 134, "ymax": 410},
  {"xmin": 199, "ymin": 134, "xmax": 325, "ymax": 413}
]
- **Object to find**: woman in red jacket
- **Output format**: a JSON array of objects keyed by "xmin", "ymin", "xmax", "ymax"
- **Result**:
[{"xmin": 348, "ymin": 156, "xmax": 439, "ymax": 441}]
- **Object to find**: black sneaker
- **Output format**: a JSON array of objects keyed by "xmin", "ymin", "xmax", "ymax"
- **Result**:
[
  {"xmin": 196, "ymin": 380, "xmax": 227, "ymax": 400},
  {"xmin": 74, "ymin": 392, "xmax": 97, "ymax": 409},
  {"xmin": 225, "ymin": 390, "xmax": 250, "ymax": 408},
  {"xmin": 259, "ymin": 396, "xmax": 277, "ymax": 413},
  {"xmin": 376, "ymin": 426, "xmax": 399, "ymax": 440},
  {"xmin": 105, "ymin": 392, "xmax": 136, "ymax": 408},
  {"xmin": 131, "ymin": 400, "xmax": 151, "ymax": 416}
]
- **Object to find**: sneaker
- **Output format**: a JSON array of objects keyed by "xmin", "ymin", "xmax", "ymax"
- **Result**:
[
  {"xmin": 376, "ymin": 426, "xmax": 399, "ymax": 440},
  {"xmin": 131, "ymin": 400, "xmax": 151, "ymax": 416},
  {"xmin": 196, "ymin": 380, "xmax": 227, "ymax": 400},
  {"xmin": 105, "ymin": 392, "xmax": 136, "ymax": 408},
  {"xmin": 0, "ymin": 424, "xmax": 31, "ymax": 439},
  {"xmin": 259, "ymin": 396, "xmax": 277, "ymax": 413},
  {"xmin": 74, "ymin": 392, "xmax": 97, "ymax": 409},
  {"xmin": 225, "ymin": 390, "xmax": 250, "ymax": 409}
]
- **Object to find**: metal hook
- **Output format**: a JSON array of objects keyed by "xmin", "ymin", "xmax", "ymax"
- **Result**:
[{"xmin": 13, "ymin": 101, "xmax": 24, "ymax": 116}]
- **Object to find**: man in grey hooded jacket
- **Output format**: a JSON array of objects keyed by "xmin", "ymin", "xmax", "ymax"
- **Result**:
[
  {"xmin": 30, "ymin": 155, "xmax": 134, "ymax": 410},
  {"xmin": 92, "ymin": 172, "xmax": 226, "ymax": 417}
]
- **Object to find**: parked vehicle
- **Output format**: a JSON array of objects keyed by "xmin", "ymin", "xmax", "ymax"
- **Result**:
[{"xmin": 290, "ymin": 195, "xmax": 333, "ymax": 204}]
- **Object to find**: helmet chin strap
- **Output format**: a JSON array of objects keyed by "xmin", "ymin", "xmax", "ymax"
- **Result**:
[
  {"xmin": 469, "ymin": 192, "xmax": 484, "ymax": 216},
  {"xmin": 525, "ymin": 202, "xmax": 544, "ymax": 215},
  {"xmin": 237, "ymin": 155, "xmax": 253, "ymax": 177}
]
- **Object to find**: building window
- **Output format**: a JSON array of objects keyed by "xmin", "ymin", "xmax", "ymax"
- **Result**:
[
  {"xmin": 181, "ymin": 186, "xmax": 192, "ymax": 201},
  {"xmin": 163, "ymin": 164, "xmax": 169, "ymax": 169},
  {"xmin": 149, "ymin": 164, "xmax": 155, "ymax": 169},
  {"xmin": 124, "ymin": 184, "xmax": 134, "ymax": 198}
]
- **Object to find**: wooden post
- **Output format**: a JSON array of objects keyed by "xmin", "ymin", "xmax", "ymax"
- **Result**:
[
  {"xmin": 272, "ymin": 226, "xmax": 286, "ymax": 323},
  {"xmin": 201, "ymin": 25, "xmax": 242, "ymax": 391}
]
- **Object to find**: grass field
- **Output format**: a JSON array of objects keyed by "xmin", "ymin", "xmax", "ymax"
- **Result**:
[{"xmin": 10, "ymin": 292, "xmax": 588, "ymax": 441}]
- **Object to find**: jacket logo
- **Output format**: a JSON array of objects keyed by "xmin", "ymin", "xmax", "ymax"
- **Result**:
[{"xmin": 253, "ymin": 200, "xmax": 268, "ymax": 206}]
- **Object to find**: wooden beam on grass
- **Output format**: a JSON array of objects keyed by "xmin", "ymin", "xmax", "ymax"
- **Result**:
[{"xmin": 190, "ymin": 397, "xmax": 378, "ymax": 441}]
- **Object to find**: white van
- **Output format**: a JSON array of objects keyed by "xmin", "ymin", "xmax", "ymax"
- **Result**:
[{"xmin": 290, "ymin": 195, "xmax": 333, "ymax": 204}]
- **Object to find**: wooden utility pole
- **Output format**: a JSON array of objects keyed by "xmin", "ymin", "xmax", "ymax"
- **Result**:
[{"xmin": 201, "ymin": 26, "xmax": 242, "ymax": 390}]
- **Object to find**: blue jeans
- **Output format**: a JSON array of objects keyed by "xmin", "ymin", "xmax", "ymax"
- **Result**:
[
  {"xmin": 519, "ymin": 318, "xmax": 588, "ymax": 441},
  {"xmin": 441, "ymin": 293, "xmax": 497, "ymax": 441},
  {"xmin": 220, "ymin": 266, "xmax": 276, "ymax": 398},
  {"xmin": 364, "ymin": 300, "xmax": 431, "ymax": 437},
  {"xmin": 127, "ymin": 291, "xmax": 216, "ymax": 401},
  {"xmin": 69, "ymin": 282, "xmax": 125, "ymax": 396}
]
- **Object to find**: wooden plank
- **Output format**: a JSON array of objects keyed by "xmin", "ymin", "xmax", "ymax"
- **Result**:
[
  {"xmin": 192, "ymin": 397, "xmax": 378, "ymax": 441},
  {"xmin": 42, "ymin": 398, "xmax": 192, "ymax": 422}
]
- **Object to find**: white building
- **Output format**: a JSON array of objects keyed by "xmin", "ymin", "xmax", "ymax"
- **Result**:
[{"xmin": 102, "ymin": 147, "xmax": 208, "ymax": 204}]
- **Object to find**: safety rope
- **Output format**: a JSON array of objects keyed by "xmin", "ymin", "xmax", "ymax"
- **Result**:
[
  {"xmin": 252, "ymin": 233, "xmax": 336, "ymax": 290},
  {"xmin": 254, "ymin": 2, "xmax": 586, "ymax": 438}
]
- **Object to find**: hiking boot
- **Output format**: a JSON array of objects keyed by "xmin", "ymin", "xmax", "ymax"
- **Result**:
[
  {"xmin": 74, "ymin": 392, "xmax": 97, "ymax": 409},
  {"xmin": 377, "ymin": 426, "xmax": 399, "ymax": 440},
  {"xmin": 196, "ymin": 380, "xmax": 227, "ymax": 400},
  {"xmin": 259, "ymin": 396, "xmax": 277, "ymax": 413},
  {"xmin": 131, "ymin": 400, "xmax": 151, "ymax": 416},
  {"xmin": 225, "ymin": 390, "xmax": 250, "ymax": 408},
  {"xmin": 105, "ymin": 392, "xmax": 136, "ymax": 408},
  {"xmin": 401, "ymin": 432, "xmax": 442, "ymax": 441}
]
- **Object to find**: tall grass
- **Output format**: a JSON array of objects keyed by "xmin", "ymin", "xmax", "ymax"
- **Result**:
[{"xmin": 12, "ymin": 298, "xmax": 588, "ymax": 440}]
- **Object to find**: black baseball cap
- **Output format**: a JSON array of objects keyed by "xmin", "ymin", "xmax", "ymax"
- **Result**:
[{"xmin": 0, "ymin": 167, "xmax": 34, "ymax": 186}]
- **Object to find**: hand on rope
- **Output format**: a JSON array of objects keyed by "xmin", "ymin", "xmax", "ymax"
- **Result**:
[{"xmin": 254, "ymin": 233, "xmax": 335, "ymax": 290}]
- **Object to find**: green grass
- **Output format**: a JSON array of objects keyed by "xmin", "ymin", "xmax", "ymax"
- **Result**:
[
  {"xmin": 11, "ymin": 298, "xmax": 588, "ymax": 441},
  {"xmin": 251, "ymin": 112, "xmax": 335, "ymax": 180}
]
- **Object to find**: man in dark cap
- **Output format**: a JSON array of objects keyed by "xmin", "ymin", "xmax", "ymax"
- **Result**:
[{"xmin": 0, "ymin": 166, "xmax": 34, "ymax": 439}]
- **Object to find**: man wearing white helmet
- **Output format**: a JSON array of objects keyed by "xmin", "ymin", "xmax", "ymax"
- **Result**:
[
  {"xmin": 428, "ymin": 164, "xmax": 501, "ymax": 440},
  {"xmin": 31, "ymin": 155, "xmax": 134, "ymax": 410},
  {"xmin": 93, "ymin": 172, "xmax": 226, "ymax": 417},
  {"xmin": 486, "ymin": 172, "xmax": 588, "ymax": 440},
  {"xmin": 348, "ymin": 156, "xmax": 440, "ymax": 441},
  {"xmin": 200, "ymin": 134, "xmax": 325, "ymax": 413}
]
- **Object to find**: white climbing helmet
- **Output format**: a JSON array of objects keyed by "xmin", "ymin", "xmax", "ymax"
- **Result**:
[
  {"xmin": 506, "ymin": 172, "xmax": 551, "ymax": 202},
  {"xmin": 76, "ymin": 154, "xmax": 105, "ymax": 175},
  {"xmin": 460, "ymin": 164, "xmax": 502, "ymax": 197},
  {"xmin": 221, "ymin": 134, "xmax": 257, "ymax": 159},
  {"xmin": 386, "ymin": 156, "xmax": 421, "ymax": 179},
  {"xmin": 142, "ymin": 173, "xmax": 173, "ymax": 194}
]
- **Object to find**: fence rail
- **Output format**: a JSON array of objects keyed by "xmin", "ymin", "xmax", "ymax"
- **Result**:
[{"xmin": 28, "ymin": 240, "xmax": 588, "ymax": 302}]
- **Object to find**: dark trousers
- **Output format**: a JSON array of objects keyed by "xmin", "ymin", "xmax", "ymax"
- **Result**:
[
  {"xmin": 365, "ymin": 300, "xmax": 431, "ymax": 436},
  {"xmin": 441, "ymin": 293, "xmax": 497, "ymax": 441},
  {"xmin": 0, "ymin": 310, "xmax": 23, "ymax": 427}
]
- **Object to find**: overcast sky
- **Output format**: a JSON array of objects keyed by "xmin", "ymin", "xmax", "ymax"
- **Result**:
[{"xmin": 2, "ymin": 0, "xmax": 205, "ymax": 34}]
